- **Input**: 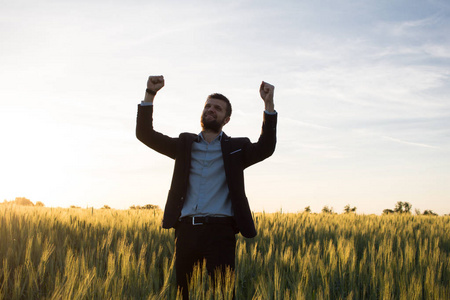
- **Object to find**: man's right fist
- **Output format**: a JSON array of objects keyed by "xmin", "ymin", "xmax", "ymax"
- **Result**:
[{"xmin": 147, "ymin": 75, "xmax": 165, "ymax": 93}]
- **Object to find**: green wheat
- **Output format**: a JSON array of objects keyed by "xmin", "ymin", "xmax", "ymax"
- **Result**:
[{"xmin": 1, "ymin": 205, "xmax": 449, "ymax": 299}]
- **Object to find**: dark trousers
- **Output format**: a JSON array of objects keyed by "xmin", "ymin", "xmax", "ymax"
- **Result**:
[{"xmin": 175, "ymin": 222, "xmax": 236, "ymax": 299}]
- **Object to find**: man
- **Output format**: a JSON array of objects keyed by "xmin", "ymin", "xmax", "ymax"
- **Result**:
[{"xmin": 136, "ymin": 75, "xmax": 277, "ymax": 298}]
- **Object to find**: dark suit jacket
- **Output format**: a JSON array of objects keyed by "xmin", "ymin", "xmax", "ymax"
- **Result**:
[{"xmin": 136, "ymin": 104, "xmax": 277, "ymax": 238}]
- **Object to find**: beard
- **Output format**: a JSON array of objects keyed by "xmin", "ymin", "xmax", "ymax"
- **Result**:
[{"xmin": 201, "ymin": 113, "xmax": 223, "ymax": 132}]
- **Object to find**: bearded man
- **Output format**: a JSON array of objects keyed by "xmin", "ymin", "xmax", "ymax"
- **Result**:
[{"xmin": 136, "ymin": 75, "xmax": 277, "ymax": 299}]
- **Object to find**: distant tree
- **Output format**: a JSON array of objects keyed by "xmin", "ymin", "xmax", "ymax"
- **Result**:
[
  {"xmin": 344, "ymin": 204, "xmax": 357, "ymax": 214},
  {"xmin": 423, "ymin": 210, "xmax": 438, "ymax": 216},
  {"xmin": 394, "ymin": 201, "xmax": 404, "ymax": 213},
  {"xmin": 143, "ymin": 204, "xmax": 160, "ymax": 210},
  {"xmin": 403, "ymin": 202, "xmax": 412, "ymax": 214},
  {"xmin": 344, "ymin": 204, "xmax": 351, "ymax": 213},
  {"xmin": 383, "ymin": 209, "xmax": 394, "ymax": 215},
  {"xmin": 70, "ymin": 205, "xmax": 81, "ymax": 209},
  {"xmin": 393, "ymin": 201, "xmax": 412, "ymax": 214},
  {"xmin": 322, "ymin": 206, "xmax": 334, "ymax": 214},
  {"xmin": 102, "ymin": 205, "xmax": 111, "ymax": 209},
  {"xmin": 14, "ymin": 197, "xmax": 34, "ymax": 206},
  {"xmin": 304, "ymin": 206, "xmax": 311, "ymax": 213},
  {"xmin": 35, "ymin": 201, "xmax": 45, "ymax": 207},
  {"xmin": 130, "ymin": 204, "xmax": 160, "ymax": 210}
]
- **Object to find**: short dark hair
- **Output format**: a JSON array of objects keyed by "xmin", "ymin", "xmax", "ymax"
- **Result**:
[{"xmin": 208, "ymin": 93, "xmax": 232, "ymax": 118}]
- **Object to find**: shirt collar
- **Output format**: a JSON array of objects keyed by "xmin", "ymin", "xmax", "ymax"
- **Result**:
[{"xmin": 197, "ymin": 131, "xmax": 223, "ymax": 143}]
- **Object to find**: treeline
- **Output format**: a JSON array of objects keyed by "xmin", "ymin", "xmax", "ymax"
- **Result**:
[
  {"xmin": 2, "ymin": 198, "xmax": 160, "ymax": 211},
  {"xmin": 304, "ymin": 201, "xmax": 444, "ymax": 216},
  {"xmin": 303, "ymin": 205, "xmax": 358, "ymax": 215},
  {"xmin": 382, "ymin": 201, "xmax": 439, "ymax": 216},
  {"xmin": 129, "ymin": 204, "xmax": 160, "ymax": 210},
  {"xmin": 4, "ymin": 197, "xmax": 445, "ymax": 216},
  {"xmin": 1, "ymin": 197, "xmax": 44, "ymax": 207},
  {"xmin": 99, "ymin": 204, "xmax": 161, "ymax": 210},
  {"xmin": 70, "ymin": 204, "xmax": 160, "ymax": 210}
]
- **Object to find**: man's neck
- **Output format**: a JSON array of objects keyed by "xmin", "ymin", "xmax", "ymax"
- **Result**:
[{"xmin": 201, "ymin": 130, "xmax": 222, "ymax": 143}]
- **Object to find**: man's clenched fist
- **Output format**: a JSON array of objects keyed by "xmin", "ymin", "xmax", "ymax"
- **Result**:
[
  {"xmin": 147, "ymin": 75, "xmax": 165, "ymax": 93},
  {"xmin": 144, "ymin": 75, "xmax": 164, "ymax": 103},
  {"xmin": 260, "ymin": 81, "xmax": 275, "ymax": 113}
]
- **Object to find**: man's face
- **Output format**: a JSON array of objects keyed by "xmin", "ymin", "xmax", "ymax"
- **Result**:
[{"xmin": 201, "ymin": 97, "xmax": 230, "ymax": 132}]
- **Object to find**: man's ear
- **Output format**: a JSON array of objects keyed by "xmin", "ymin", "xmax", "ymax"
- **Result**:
[{"xmin": 223, "ymin": 116, "xmax": 230, "ymax": 126}]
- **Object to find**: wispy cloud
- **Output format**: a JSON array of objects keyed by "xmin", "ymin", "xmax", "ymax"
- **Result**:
[
  {"xmin": 283, "ymin": 117, "xmax": 333, "ymax": 130},
  {"xmin": 391, "ymin": 16, "xmax": 438, "ymax": 36},
  {"xmin": 382, "ymin": 135, "xmax": 440, "ymax": 149},
  {"xmin": 423, "ymin": 44, "xmax": 450, "ymax": 58}
]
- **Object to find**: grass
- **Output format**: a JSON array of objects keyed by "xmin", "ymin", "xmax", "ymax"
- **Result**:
[{"xmin": 1, "ymin": 205, "xmax": 449, "ymax": 299}]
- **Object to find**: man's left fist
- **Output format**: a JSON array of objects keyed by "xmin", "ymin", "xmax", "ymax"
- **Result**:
[{"xmin": 260, "ymin": 81, "xmax": 274, "ymax": 103}]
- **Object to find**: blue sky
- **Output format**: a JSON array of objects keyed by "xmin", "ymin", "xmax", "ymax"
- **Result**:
[{"xmin": 1, "ymin": 0, "xmax": 449, "ymax": 214}]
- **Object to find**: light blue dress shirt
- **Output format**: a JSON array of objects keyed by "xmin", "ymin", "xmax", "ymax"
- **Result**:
[{"xmin": 180, "ymin": 132, "xmax": 233, "ymax": 218}]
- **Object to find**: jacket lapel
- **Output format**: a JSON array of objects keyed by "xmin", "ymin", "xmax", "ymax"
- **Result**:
[{"xmin": 221, "ymin": 133, "xmax": 232, "ymax": 181}]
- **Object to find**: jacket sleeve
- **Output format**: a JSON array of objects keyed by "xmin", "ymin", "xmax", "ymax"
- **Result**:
[
  {"xmin": 242, "ymin": 111, "xmax": 277, "ymax": 169},
  {"xmin": 136, "ymin": 104, "xmax": 178, "ymax": 159}
]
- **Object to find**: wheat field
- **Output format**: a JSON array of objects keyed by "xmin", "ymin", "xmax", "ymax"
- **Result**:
[{"xmin": 1, "ymin": 205, "xmax": 449, "ymax": 299}]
